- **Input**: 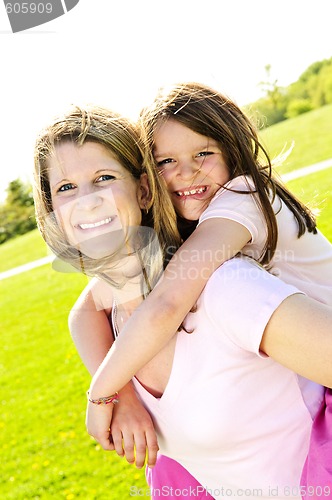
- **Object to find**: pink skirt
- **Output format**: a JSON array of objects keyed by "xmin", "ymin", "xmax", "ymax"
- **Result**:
[
  {"xmin": 301, "ymin": 388, "xmax": 332, "ymax": 499},
  {"xmin": 146, "ymin": 454, "xmax": 214, "ymax": 499}
]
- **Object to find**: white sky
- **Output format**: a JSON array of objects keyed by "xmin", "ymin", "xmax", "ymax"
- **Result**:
[{"xmin": 0, "ymin": 0, "xmax": 331, "ymax": 201}]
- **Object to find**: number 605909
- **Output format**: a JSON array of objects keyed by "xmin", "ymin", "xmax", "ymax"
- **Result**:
[{"xmin": 5, "ymin": 3, "xmax": 53, "ymax": 14}]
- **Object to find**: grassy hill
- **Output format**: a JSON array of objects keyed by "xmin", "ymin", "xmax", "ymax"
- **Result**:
[
  {"xmin": 1, "ymin": 104, "xmax": 331, "ymax": 499},
  {"xmin": 0, "ymin": 228, "xmax": 47, "ymax": 273},
  {"xmin": 258, "ymin": 103, "xmax": 332, "ymax": 240},
  {"xmin": 259, "ymin": 103, "xmax": 332, "ymax": 174}
]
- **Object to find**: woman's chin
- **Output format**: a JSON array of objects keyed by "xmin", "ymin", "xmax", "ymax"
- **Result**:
[{"xmin": 76, "ymin": 231, "xmax": 127, "ymax": 261}]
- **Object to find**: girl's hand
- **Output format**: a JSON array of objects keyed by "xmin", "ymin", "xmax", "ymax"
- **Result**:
[
  {"xmin": 86, "ymin": 401, "xmax": 115, "ymax": 451},
  {"xmin": 110, "ymin": 387, "xmax": 159, "ymax": 469}
]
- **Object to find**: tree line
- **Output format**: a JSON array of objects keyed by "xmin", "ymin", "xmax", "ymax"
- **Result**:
[
  {"xmin": 1, "ymin": 56, "xmax": 332, "ymax": 245},
  {"xmin": 247, "ymin": 56, "xmax": 332, "ymax": 126}
]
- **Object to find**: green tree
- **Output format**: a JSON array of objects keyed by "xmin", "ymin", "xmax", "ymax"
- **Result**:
[
  {"xmin": 286, "ymin": 57, "xmax": 332, "ymax": 116},
  {"xmin": 319, "ymin": 62, "xmax": 332, "ymax": 104},
  {"xmin": 259, "ymin": 65, "xmax": 282, "ymax": 109},
  {"xmin": 0, "ymin": 179, "xmax": 36, "ymax": 244},
  {"xmin": 253, "ymin": 65, "xmax": 288, "ymax": 127}
]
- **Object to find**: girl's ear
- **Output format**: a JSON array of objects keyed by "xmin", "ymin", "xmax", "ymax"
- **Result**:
[{"xmin": 138, "ymin": 173, "xmax": 151, "ymax": 209}]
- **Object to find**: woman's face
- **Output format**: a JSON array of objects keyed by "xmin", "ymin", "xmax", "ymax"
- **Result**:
[
  {"xmin": 153, "ymin": 119, "xmax": 229, "ymax": 221},
  {"xmin": 48, "ymin": 141, "xmax": 149, "ymax": 259}
]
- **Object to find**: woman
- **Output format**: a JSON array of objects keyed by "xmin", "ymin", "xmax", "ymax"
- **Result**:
[{"xmin": 33, "ymin": 105, "xmax": 214, "ymax": 497}]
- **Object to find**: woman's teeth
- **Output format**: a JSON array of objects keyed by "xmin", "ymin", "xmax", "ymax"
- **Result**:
[{"xmin": 79, "ymin": 217, "xmax": 113, "ymax": 229}]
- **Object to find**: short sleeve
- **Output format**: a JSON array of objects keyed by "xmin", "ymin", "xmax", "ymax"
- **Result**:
[
  {"xmin": 198, "ymin": 175, "xmax": 267, "ymax": 247},
  {"xmin": 203, "ymin": 258, "xmax": 302, "ymax": 355}
]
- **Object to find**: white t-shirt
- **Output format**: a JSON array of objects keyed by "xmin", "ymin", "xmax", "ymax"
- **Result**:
[
  {"xmin": 199, "ymin": 175, "xmax": 332, "ymax": 305},
  {"xmin": 133, "ymin": 258, "xmax": 324, "ymax": 500}
]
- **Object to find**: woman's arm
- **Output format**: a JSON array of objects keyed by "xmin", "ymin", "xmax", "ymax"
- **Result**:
[
  {"xmin": 69, "ymin": 283, "xmax": 159, "ymax": 467},
  {"xmin": 260, "ymin": 294, "xmax": 332, "ymax": 387},
  {"xmin": 69, "ymin": 284, "xmax": 114, "ymax": 376},
  {"xmin": 88, "ymin": 218, "xmax": 250, "ymax": 399}
]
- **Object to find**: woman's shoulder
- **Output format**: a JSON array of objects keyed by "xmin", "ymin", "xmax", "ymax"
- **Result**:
[
  {"xmin": 201, "ymin": 257, "xmax": 301, "ymax": 352},
  {"xmin": 74, "ymin": 277, "xmax": 114, "ymax": 313},
  {"xmin": 205, "ymin": 256, "xmax": 299, "ymax": 304}
]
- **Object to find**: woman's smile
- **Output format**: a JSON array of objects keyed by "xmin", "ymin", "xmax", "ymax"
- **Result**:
[
  {"xmin": 77, "ymin": 217, "xmax": 114, "ymax": 230},
  {"xmin": 48, "ymin": 141, "xmax": 147, "ymax": 258}
]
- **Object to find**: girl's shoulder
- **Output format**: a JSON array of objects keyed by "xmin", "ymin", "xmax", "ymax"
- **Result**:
[
  {"xmin": 224, "ymin": 174, "xmax": 255, "ymax": 191},
  {"xmin": 203, "ymin": 175, "xmax": 261, "ymax": 216},
  {"xmin": 209, "ymin": 175, "xmax": 256, "ymax": 204}
]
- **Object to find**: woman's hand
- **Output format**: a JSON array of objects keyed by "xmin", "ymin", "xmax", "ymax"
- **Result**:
[{"xmin": 110, "ymin": 385, "xmax": 159, "ymax": 469}]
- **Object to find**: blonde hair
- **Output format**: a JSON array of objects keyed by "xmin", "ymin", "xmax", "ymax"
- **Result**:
[
  {"xmin": 33, "ymin": 105, "xmax": 181, "ymax": 293},
  {"xmin": 140, "ymin": 82, "xmax": 317, "ymax": 265}
]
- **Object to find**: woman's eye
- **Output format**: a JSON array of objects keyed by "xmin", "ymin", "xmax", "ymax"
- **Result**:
[
  {"xmin": 58, "ymin": 183, "xmax": 75, "ymax": 192},
  {"xmin": 96, "ymin": 174, "xmax": 116, "ymax": 182}
]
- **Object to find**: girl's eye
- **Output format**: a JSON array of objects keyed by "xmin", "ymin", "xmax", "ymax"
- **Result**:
[
  {"xmin": 96, "ymin": 174, "xmax": 116, "ymax": 182},
  {"xmin": 196, "ymin": 151, "xmax": 213, "ymax": 158},
  {"xmin": 58, "ymin": 183, "xmax": 75, "ymax": 192},
  {"xmin": 156, "ymin": 158, "xmax": 174, "ymax": 168}
]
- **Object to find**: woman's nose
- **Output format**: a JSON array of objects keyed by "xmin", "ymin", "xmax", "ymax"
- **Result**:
[{"xmin": 75, "ymin": 191, "xmax": 103, "ymax": 211}]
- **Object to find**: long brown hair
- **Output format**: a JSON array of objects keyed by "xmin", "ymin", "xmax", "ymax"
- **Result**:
[{"xmin": 140, "ymin": 82, "xmax": 317, "ymax": 265}]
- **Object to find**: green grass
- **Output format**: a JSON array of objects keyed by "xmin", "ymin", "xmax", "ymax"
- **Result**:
[
  {"xmin": 0, "ymin": 265, "xmax": 148, "ymax": 499},
  {"xmin": 259, "ymin": 103, "xmax": 332, "ymax": 174},
  {"xmin": 1, "ymin": 104, "xmax": 331, "ymax": 499},
  {"xmin": 0, "ymin": 229, "xmax": 48, "ymax": 273},
  {"xmin": 286, "ymin": 168, "xmax": 332, "ymax": 241}
]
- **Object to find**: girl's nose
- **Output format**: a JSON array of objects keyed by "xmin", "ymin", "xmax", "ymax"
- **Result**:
[{"xmin": 178, "ymin": 159, "xmax": 200, "ymax": 180}]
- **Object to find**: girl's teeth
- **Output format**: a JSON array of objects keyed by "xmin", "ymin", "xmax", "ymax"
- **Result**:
[
  {"xmin": 79, "ymin": 217, "xmax": 112, "ymax": 229},
  {"xmin": 177, "ymin": 187, "xmax": 206, "ymax": 196}
]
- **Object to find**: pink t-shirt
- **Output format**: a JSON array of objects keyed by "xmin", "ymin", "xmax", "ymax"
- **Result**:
[
  {"xmin": 199, "ymin": 175, "xmax": 332, "ymax": 305},
  {"xmin": 133, "ymin": 258, "xmax": 324, "ymax": 500}
]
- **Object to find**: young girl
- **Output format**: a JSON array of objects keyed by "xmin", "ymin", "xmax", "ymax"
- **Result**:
[{"xmin": 83, "ymin": 83, "xmax": 332, "ymax": 494}]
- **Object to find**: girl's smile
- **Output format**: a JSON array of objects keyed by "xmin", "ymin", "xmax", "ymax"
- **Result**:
[
  {"xmin": 174, "ymin": 185, "xmax": 208, "ymax": 199},
  {"xmin": 153, "ymin": 119, "xmax": 230, "ymax": 220}
]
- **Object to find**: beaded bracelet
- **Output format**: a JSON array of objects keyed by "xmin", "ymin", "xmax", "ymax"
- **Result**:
[{"xmin": 87, "ymin": 391, "xmax": 119, "ymax": 405}]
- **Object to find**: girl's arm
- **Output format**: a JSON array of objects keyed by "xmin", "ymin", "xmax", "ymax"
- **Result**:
[
  {"xmin": 69, "ymin": 284, "xmax": 159, "ymax": 468},
  {"xmin": 89, "ymin": 218, "xmax": 250, "ymax": 399},
  {"xmin": 87, "ymin": 291, "xmax": 332, "ymax": 451}
]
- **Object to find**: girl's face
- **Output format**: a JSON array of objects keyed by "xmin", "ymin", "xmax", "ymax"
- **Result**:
[
  {"xmin": 48, "ymin": 141, "xmax": 149, "ymax": 259},
  {"xmin": 153, "ymin": 119, "xmax": 229, "ymax": 221}
]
